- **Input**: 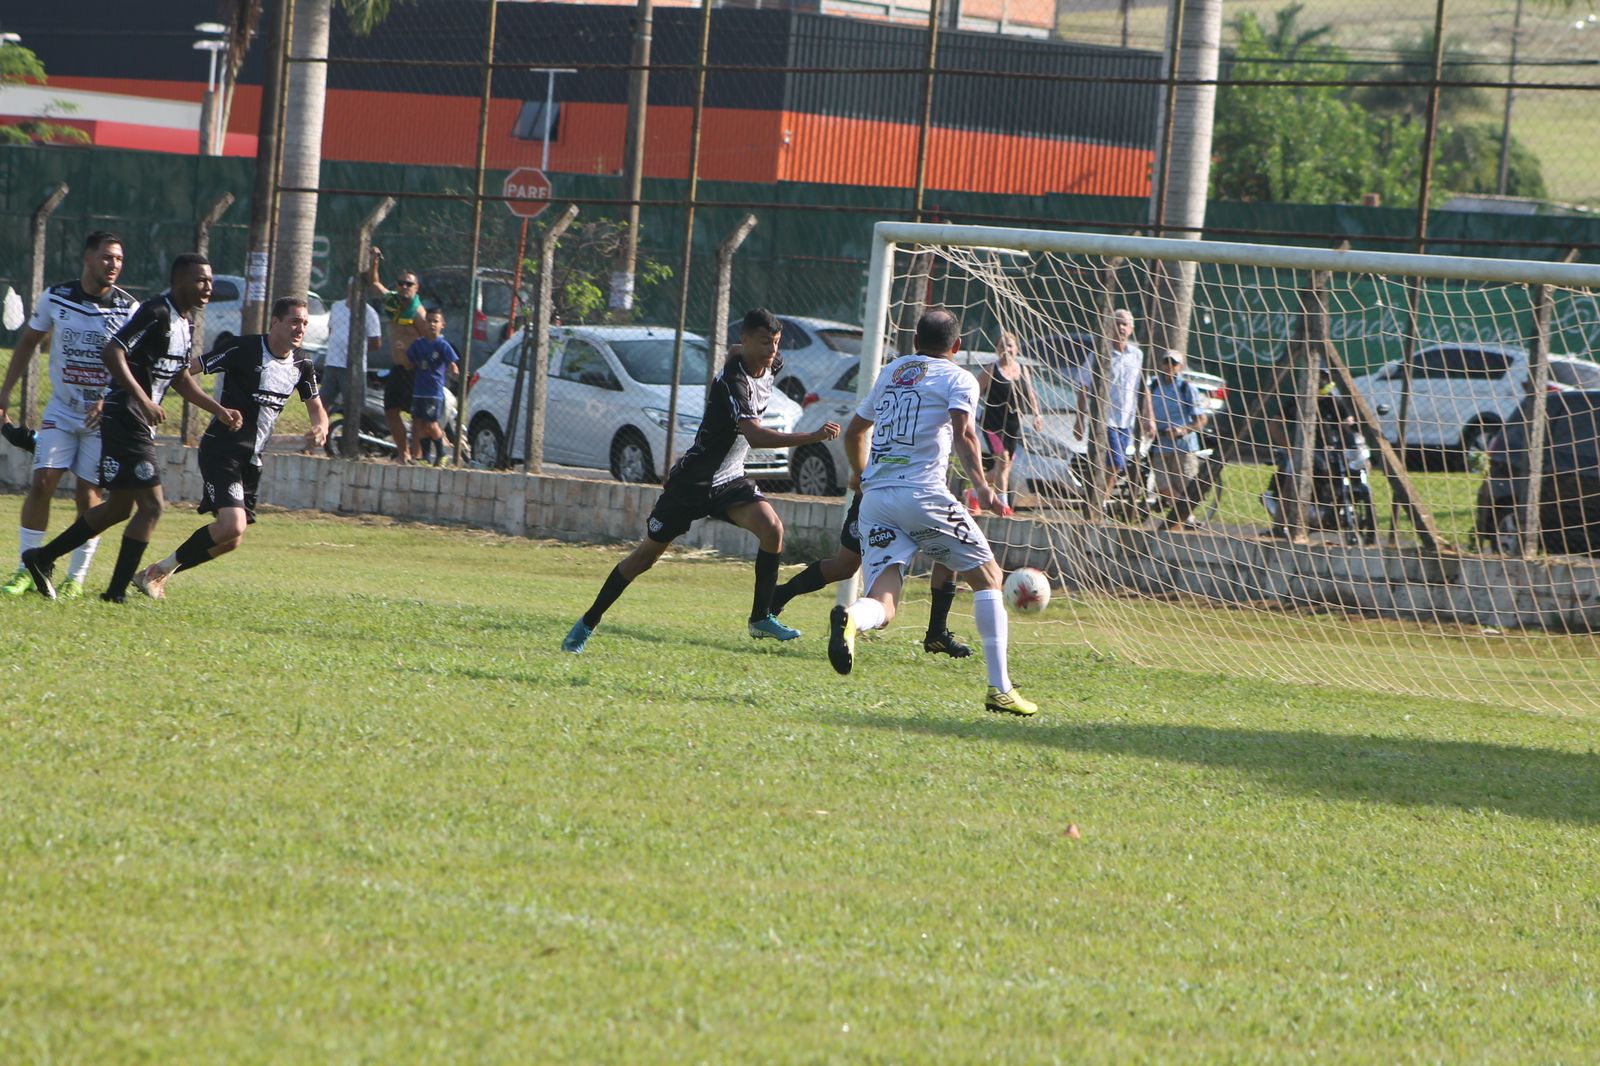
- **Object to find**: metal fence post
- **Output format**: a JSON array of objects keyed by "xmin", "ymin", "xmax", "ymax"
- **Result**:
[
  {"xmin": 1087, "ymin": 257, "xmax": 1123, "ymax": 518},
  {"xmin": 345, "ymin": 196, "xmax": 396, "ymax": 459},
  {"xmin": 525, "ymin": 204, "xmax": 579, "ymax": 475},
  {"xmin": 709, "ymin": 214, "xmax": 758, "ymax": 390},
  {"xmin": 451, "ymin": 0, "xmax": 499, "ymax": 468},
  {"xmin": 186, "ymin": 191, "xmax": 236, "ymax": 445},
  {"xmin": 1290, "ymin": 271, "xmax": 1326, "ymax": 545},
  {"xmin": 24, "ymin": 182, "xmax": 69, "ymax": 428},
  {"xmin": 1520, "ymin": 284, "xmax": 1556, "ymax": 557}
]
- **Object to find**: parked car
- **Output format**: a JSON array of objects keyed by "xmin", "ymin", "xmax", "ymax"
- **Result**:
[
  {"xmin": 201, "ymin": 274, "xmax": 331, "ymax": 355},
  {"xmin": 1475, "ymin": 389, "xmax": 1600, "ymax": 557},
  {"xmin": 726, "ymin": 315, "xmax": 862, "ymax": 406},
  {"xmin": 1349, "ymin": 344, "xmax": 1600, "ymax": 459},
  {"xmin": 466, "ymin": 325, "xmax": 803, "ymax": 481},
  {"xmin": 415, "ymin": 266, "xmax": 530, "ymax": 372}
]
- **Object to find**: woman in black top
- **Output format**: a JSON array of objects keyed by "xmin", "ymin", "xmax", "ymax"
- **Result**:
[{"xmin": 975, "ymin": 331, "xmax": 1043, "ymax": 514}]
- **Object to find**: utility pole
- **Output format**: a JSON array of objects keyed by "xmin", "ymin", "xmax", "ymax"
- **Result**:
[
  {"xmin": 243, "ymin": 0, "xmax": 289, "ymax": 335},
  {"xmin": 1496, "ymin": 0, "xmax": 1525, "ymax": 196},
  {"xmin": 610, "ymin": 0, "xmax": 653, "ymax": 319}
]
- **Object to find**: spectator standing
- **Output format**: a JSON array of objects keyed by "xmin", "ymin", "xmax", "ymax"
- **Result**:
[
  {"xmin": 407, "ymin": 309, "xmax": 459, "ymax": 466},
  {"xmin": 322, "ymin": 278, "xmax": 381, "ymax": 413},
  {"xmin": 365, "ymin": 248, "xmax": 427, "ymax": 462},
  {"xmin": 974, "ymin": 330, "xmax": 1042, "ymax": 515},
  {"xmin": 1075, "ymin": 307, "xmax": 1155, "ymax": 505},
  {"xmin": 1148, "ymin": 350, "xmax": 1208, "ymax": 531}
]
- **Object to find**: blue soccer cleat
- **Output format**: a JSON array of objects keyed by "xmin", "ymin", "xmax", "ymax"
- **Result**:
[
  {"xmin": 561, "ymin": 618, "xmax": 594, "ymax": 653},
  {"xmin": 748, "ymin": 614, "xmax": 801, "ymax": 641}
]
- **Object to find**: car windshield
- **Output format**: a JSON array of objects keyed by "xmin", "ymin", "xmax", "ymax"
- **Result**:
[
  {"xmin": 819, "ymin": 330, "xmax": 862, "ymax": 355},
  {"xmin": 1552, "ymin": 360, "xmax": 1600, "ymax": 389},
  {"xmin": 609, "ymin": 338, "xmax": 711, "ymax": 385}
]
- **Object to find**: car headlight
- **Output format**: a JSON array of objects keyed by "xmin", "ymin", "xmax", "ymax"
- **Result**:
[{"xmin": 643, "ymin": 407, "xmax": 702, "ymax": 433}]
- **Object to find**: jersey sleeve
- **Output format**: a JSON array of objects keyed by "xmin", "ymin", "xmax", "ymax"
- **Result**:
[
  {"xmin": 725, "ymin": 366, "xmax": 760, "ymax": 422},
  {"xmin": 26, "ymin": 288, "xmax": 58, "ymax": 333},
  {"xmin": 364, "ymin": 305, "xmax": 382, "ymax": 339},
  {"xmin": 442, "ymin": 341, "xmax": 461, "ymax": 365},
  {"xmin": 110, "ymin": 298, "xmax": 166, "ymax": 353},
  {"xmin": 296, "ymin": 358, "xmax": 320, "ymax": 400},
  {"xmin": 948, "ymin": 368, "xmax": 979, "ymax": 415},
  {"xmin": 200, "ymin": 340, "xmax": 245, "ymax": 376}
]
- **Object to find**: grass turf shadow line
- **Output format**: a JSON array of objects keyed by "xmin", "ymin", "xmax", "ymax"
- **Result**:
[{"xmin": 826, "ymin": 711, "xmax": 1600, "ymax": 827}]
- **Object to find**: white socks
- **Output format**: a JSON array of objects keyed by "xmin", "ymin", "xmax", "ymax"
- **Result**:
[
  {"xmin": 68, "ymin": 537, "xmax": 100, "ymax": 583},
  {"xmin": 973, "ymin": 588, "xmax": 1011, "ymax": 692},
  {"xmin": 846, "ymin": 597, "xmax": 887, "ymax": 633},
  {"xmin": 18, "ymin": 526, "xmax": 43, "ymax": 565}
]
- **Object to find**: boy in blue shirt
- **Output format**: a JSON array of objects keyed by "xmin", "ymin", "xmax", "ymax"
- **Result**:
[
  {"xmin": 1148, "ymin": 349, "xmax": 1207, "ymax": 530},
  {"xmin": 407, "ymin": 308, "xmax": 459, "ymax": 466}
]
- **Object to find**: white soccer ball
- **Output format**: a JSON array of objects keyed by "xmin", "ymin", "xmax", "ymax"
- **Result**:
[{"xmin": 1003, "ymin": 567, "xmax": 1051, "ymax": 614}]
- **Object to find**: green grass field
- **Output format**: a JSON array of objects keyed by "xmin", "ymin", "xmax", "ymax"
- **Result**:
[{"xmin": 2, "ymin": 495, "xmax": 1597, "ymax": 1062}]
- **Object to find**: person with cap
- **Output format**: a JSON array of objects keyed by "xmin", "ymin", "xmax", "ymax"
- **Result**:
[{"xmin": 1148, "ymin": 348, "xmax": 1208, "ymax": 531}]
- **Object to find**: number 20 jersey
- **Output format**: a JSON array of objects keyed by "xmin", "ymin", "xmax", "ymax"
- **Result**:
[{"xmin": 856, "ymin": 353, "xmax": 979, "ymax": 492}]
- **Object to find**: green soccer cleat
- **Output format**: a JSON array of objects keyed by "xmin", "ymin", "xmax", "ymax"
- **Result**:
[
  {"xmin": 57, "ymin": 578, "xmax": 83, "ymax": 600},
  {"xmin": 1, "ymin": 566, "xmax": 32, "ymax": 596},
  {"xmin": 748, "ymin": 614, "xmax": 801, "ymax": 641},
  {"xmin": 984, "ymin": 686, "xmax": 1038, "ymax": 717},
  {"xmin": 923, "ymin": 629, "xmax": 974, "ymax": 658},
  {"xmin": 561, "ymin": 618, "xmax": 594, "ymax": 654},
  {"xmin": 828, "ymin": 605, "xmax": 856, "ymax": 676}
]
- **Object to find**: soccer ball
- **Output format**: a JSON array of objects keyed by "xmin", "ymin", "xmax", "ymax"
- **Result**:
[{"xmin": 1003, "ymin": 567, "xmax": 1051, "ymax": 614}]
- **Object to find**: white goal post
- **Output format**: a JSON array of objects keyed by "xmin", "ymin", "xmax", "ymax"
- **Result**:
[{"xmin": 842, "ymin": 222, "xmax": 1600, "ymax": 713}]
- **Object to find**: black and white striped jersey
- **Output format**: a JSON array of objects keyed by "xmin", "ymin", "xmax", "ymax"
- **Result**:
[
  {"xmin": 26, "ymin": 280, "xmax": 137, "ymax": 425},
  {"xmin": 105, "ymin": 292, "xmax": 193, "ymax": 420},
  {"xmin": 200, "ymin": 335, "xmax": 319, "ymax": 467}
]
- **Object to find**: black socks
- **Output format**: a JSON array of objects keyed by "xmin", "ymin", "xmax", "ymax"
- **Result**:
[
  {"xmin": 37, "ymin": 517, "xmax": 98, "ymax": 566},
  {"xmin": 173, "ymin": 525, "xmax": 220, "ymax": 573},
  {"xmin": 104, "ymin": 535, "xmax": 149, "ymax": 601},
  {"xmin": 750, "ymin": 550, "xmax": 781, "ymax": 623},
  {"xmin": 771, "ymin": 559, "xmax": 827, "ymax": 615},
  {"xmin": 927, "ymin": 581, "xmax": 958, "ymax": 638},
  {"xmin": 582, "ymin": 565, "xmax": 634, "ymax": 629}
]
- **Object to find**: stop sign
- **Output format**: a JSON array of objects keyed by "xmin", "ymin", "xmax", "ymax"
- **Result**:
[{"xmin": 503, "ymin": 167, "xmax": 551, "ymax": 219}]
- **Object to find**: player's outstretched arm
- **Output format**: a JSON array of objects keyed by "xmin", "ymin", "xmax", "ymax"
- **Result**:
[
  {"xmin": 951, "ymin": 409, "xmax": 1001, "ymax": 514},
  {"xmin": 171, "ymin": 368, "xmax": 242, "ymax": 430},
  {"xmin": 0, "ymin": 326, "xmax": 48, "ymax": 423},
  {"xmin": 738, "ymin": 419, "xmax": 839, "ymax": 449}
]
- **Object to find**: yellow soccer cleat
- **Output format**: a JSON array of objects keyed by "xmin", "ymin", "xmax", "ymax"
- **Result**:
[
  {"xmin": 985, "ymin": 686, "xmax": 1038, "ymax": 717},
  {"xmin": 57, "ymin": 578, "xmax": 84, "ymax": 600},
  {"xmin": 1, "ymin": 566, "xmax": 32, "ymax": 596}
]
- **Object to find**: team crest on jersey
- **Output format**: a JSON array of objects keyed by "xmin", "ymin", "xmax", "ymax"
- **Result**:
[
  {"xmin": 101, "ymin": 457, "xmax": 120, "ymax": 481},
  {"xmin": 134, "ymin": 461, "xmax": 156, "ymax": 482},
  {"xmin": 228, "ymin": 482, "xmax": 245, "ymax": 501},
  {"xmin": 647, "ymin": 516, "xmax": 665, "ymax": 535},
  {"xmin": 867, "ymin": 525, "xmax": 894, "ymax": 549},
  {"xmin": 890, "ymin": 361, "xmax": 928, "ymax": 388}
]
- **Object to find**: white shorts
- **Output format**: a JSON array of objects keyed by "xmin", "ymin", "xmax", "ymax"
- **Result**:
[
  {"xmin": 857, "ymin": 484, "xmax": 994, "ymax": 595},
  {"xmin": 33, "ymin": 414, "xmax": 101, "ymax": 483}
]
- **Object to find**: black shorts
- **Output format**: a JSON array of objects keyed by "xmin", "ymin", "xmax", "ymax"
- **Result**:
[
  {"xmin": 646, "ymin": 476, "xmax": 764, "ymax": 543},
  {"xmin": 98, "ymin": 400, "xmax": 161, "ymax": 490},
  {"xmin": 383, "ymin": 367, "xmax": 414, "ymax": 411},
  {"xmin": 198, "ymin": 449, "xmax": 261, "ymax": 524},
  {"xmin": 840, "ymin": 492, "xmax": 863, "ymax": 555},
  {"xmin": 412, "ymin": 396, "xmax": 443, "ymax": 423}
]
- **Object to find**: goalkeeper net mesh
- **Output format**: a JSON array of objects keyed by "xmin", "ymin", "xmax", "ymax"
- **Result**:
[{"xmin": 864, "ymin": 226, "xmax": 1600, "ymax": 714}]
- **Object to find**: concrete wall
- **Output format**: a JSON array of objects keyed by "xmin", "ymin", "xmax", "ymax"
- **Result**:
[{"xmin": 4, "ymin": 441, "xmax": 1597, "ymax": 632}]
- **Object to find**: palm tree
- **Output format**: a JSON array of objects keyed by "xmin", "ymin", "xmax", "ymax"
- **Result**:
[{"xmin": 273, "ymin": 0, "xmax": 402, "ymax": 300}]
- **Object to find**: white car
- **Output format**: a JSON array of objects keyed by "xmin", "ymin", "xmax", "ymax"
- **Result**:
[
  {"xmin": 201, "ymin": 274, "xmax": 331, "ymax": 355},
  {"xmin": 1349, "ymin": 345, "xmax": 1600, "ymax": 455},
  {"xmin": 787, "ymin": 354, "xmax": 1091, "ymax": 497},
  {"xmin": 467, "ymin": 324, "xmax": 803, "ymax": 482},
  {"xmin": 726, "ymin": 314, "xmax": 862, "ymax": 406}
]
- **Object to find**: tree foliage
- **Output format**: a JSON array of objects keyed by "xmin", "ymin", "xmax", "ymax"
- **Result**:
[{"xmin": 0, "ymin": 43, "xmax": 90, "ymax": 146}]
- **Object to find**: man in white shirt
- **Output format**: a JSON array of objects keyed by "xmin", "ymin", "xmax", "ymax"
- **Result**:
[
  {"xmin": 322, "ymin": 281, "xmax": 381, "ymax": 413},
  {"xmin": 1075, "ymin": 307, "xmax": 1155, "ymax": 503},
  {"xmin": 830, "ymin": 309, "xmax": 1039, "ymax": 717}
]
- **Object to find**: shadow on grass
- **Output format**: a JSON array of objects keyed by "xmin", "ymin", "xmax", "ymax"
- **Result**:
[{"xmin": 828, "ymin": 712, "xmax": 1600, "ymax": 826}]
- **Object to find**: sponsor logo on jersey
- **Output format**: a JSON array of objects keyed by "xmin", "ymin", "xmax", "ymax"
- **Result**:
[
  {"xmin": 910, "ymin": 527, "xmax": 942, "ymax": 542},
  {"xmin": 228, "ymin": 482, "xmax": 245, "ymax": 501},
  {"xmin": 101, "ymin": 457, "xmax": 120, "ymax": 481},
  {"xmin": 867, "ymin": 525, "xmax": 894, "ymax": 549},
  {"xmin": 647, "ymin": 516, "xmax": 664, "ymax": 535},
  {"xmin": 134, "ymin": 461, "xmax": 156, "ymax": 482},
  {"xmin": 890, "ymin": 361, "xmax": 927, "ymax": 388}
]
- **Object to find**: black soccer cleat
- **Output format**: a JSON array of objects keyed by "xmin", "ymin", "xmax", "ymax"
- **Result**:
[
  {"xmin": 827, "ymin": 604, "xmax": 855, "ymax": 676},
  {"xmin": 1, "ymin": 421, "xmax": 36, "ymax": 454},
  {"xmin": 100, "ymin": 591, "xmax": 126, "ymax": 604},
  {"xmin": 923, "ymin": 629, "xmax": 974, "ymax": 658},
  {"xmin": 20, "ymin": 548, "xmax": 55, "ymax": 600}
]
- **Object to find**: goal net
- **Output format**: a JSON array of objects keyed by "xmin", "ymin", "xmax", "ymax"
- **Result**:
[{"xmin": 855, "ymin": 223, "xmax": 1600, "ymax": 714}]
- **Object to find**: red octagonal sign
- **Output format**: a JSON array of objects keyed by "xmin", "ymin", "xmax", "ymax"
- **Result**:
[{"xmin": 503, "ymin": 167, "xmax": 551, "ymax": 219}]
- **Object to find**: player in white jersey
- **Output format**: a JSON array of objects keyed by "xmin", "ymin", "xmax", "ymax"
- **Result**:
[
  {"xmin": 828, "ymin": 309, "xmax": 1038, "ymax": 716},
  {"xmin": 0, "ymin": 232, "xmax": 135, "ymax": 598}
]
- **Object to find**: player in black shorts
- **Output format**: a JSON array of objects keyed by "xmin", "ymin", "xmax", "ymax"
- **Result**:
[
  {"xmin": 132, "ymin": 297, "xmax": 328, "ymax": 600},
  {"xmin": 21, "ymin": 254, "xmax": 242, "ymax": 602},
  {"xmin": 561, "ymin": 309, "xmax": 841, "ymax": 653},
  {"xmin": 768, "ymin": 491, "xmax": 974, "ymax": 657}
]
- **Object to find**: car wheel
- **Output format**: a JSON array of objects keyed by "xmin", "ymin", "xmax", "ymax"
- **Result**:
[
  {"xmin": 469, "ymin": 414, "xmax": 505, "ymax": 469},
  {"xmin": 610, "ymin": 429, "xmax": 658, "ymax": 483},
  {"xmin": 791, "ymin": 445, "xmax": 840, "ymax": 496},
  {"xmin": 778, "ymin": 376, "xmax": 808, "ymax": 405}
]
